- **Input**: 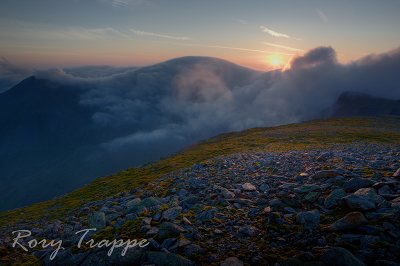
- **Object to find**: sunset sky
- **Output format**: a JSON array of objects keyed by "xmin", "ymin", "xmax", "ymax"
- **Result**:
[{"xmin": 1, "ymin": 0, "xmax": 399, "ymax": 70}]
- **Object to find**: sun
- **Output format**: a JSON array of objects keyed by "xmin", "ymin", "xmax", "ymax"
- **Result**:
[{"xmin": 268, "ymin": 54, "xmax": 284, "ymax": 68}]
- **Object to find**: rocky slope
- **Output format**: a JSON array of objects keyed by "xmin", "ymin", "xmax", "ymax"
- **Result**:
[{"xmin": 1, "ymin": 117, "xmax": 400, "ymax": 265}]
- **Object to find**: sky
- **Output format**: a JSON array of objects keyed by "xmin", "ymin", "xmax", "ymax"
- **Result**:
[{"xmin": 0, "ymin": 0, "xmax": 400, "ymax": 70}]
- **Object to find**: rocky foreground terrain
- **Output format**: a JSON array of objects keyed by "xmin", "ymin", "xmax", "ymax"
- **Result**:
[{"xmin": 1, "ymin": 142, "xmax": 400, "ymax": 265}]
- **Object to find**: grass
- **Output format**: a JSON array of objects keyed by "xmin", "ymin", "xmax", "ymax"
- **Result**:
[{"xmin": 1, "ymin": 116, "xmax": 400, "ymax": 227}]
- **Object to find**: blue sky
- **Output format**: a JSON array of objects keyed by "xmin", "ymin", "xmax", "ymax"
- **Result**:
[{"xmin": 1, "ymin": 0, "xmax": 399, "ymax": 69}]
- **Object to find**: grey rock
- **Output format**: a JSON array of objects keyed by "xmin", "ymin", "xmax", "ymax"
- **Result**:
[
  {"xmin": 310, "ymin": 170, "xmax": 340, "ymax": 179},
  {"xmin": 305, "ymin": 191, "xmax": 321, "ymax": 202},
  {"xmin": 197, "ymin": 207, "xmax": 217, "ymax": 222},
  {"xmin": 296, "ymin": 209, "xmax": 320, "ymax": 230},
  {"xmin": 184, "ymin": 244, "xmax": 205, "ymax": 256},
  {"xmin": 343, "ymin": 194, "xmax": 376, "ymax": 210},
  {"xmin": 354, "ymin": 187, "xmax": 382, "ymax": 203},
  {"xmin": 145, "ymin": 251, "xmax": 194, "ymax": 266},
  {"xmin": 158, "ymin": 222, "xmax": 186, "ymax": 239},
  {"xmin": 238, "ymin": 225, "xmax": 259, "ymax": 237},
  {"xmin": 242, "ymin": 182, "xmax": 257, "ymax": 191},
  {"xmin": 393, "ymin": 168, "xmax": 400, "ymax": 177},
  {"xmin": 324, "ymin": 188, "xmax": 346, "ymax": 209},
  {"xmin": 294, "ymin": 184, "xmax": 320, "ymax": 193},
  {"xmin": 88, "ymin": 212, "xmax": 106, "ymax": 229},
  {"xmin": 162, "ymin": 206, "xmax": 182, "ymax": 221},
  {"xmin": 321, "ymin": 247, "xmax": 365, "ymax": 266},
  {"xmin": 343, "ymin": 177, "xmax": 374, "ymax": 192},
  {"xmin": 220, "ymin": 257, "xmax": 244, "ymax": 266},
  {"xmin": 329, "ymin": 212, "xmax": 368, "ymax": 231},
  {"xmin": 141, "ymin": 197, "xmax": 161, "ymax": 208},
  {"xmin": 126, "ymin": 198, "xmax": 146, "ymax": 213},
  {"xmin": 161, "ymin": 238, "xmax": 179, "ymax": 252},
  {"xmin": 221, "ymin": 188, "xmax": 235, "ymax": 199}
]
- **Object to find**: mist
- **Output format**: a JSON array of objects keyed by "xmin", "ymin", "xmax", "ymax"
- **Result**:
[{"xmin": 1, "ymin": 46, "xmax": 400, "ymax": 210}]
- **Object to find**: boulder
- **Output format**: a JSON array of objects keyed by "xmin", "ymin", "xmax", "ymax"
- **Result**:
[
  {"xmin": 88, "ymin": 212, "xmax": 106, "ymax": 229},
  {"xmin": 321, "ymin": 247, "xmax": 365, "ymax": 266},
  {"xmin": 324, "ymin": 188, "xmax": 346, "ymax": 209},
  {"xmin": 296, "ymin": 209, "xmax": 320, "ymax": 230},
  {"xmin": 329, "ymin": 212, "xmax": 368, "ymax": 231},
  {"xmin": 343, "ymin": 178, "xmax": 374, "ymax": 192},
  {"xmin": 343, "ymin": 194, "xmax": 375, "ymax": 210},
  {"xmin": 242, "ymin": 183, "xmax": 257, "ymax": 191}
]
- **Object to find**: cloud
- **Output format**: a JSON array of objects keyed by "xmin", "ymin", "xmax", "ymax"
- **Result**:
[
  {"xmin": 3, "ymin": 47, "xmax": 400, "ymax": 209},
  {"xmin": 130, "ymin": 29, "xmax": 192, "ymax": 41},
  {"xmin": 234, "ymin": 19, "xmax": 248, "ymax": 25},
  {"xmin": 73, "ymin": 46, "xmax": 400, "ymax": 149},
  {"xmin": 260, "ymin": 26, "xmax": 291, "ymax": 38},
  {"xmin": 98, "ymin": 0, "xmax": 152, "ymax": 8},
  {"xmin": 263, "ymin": 42, "xmax": 304, "ymax": 52},
  {"xmin": 316, "ymin": 8, "xmax": 328, "ymax": 23},
  {"xmin": 260, "ymin": 26, "xmax": 302, "ymax": 40},
  {"xmin": 0, "ymin": 19, "xmax": 131, "ymax": 42},
  {"xmin": 168, "ymin": 42, "xmax": 295, "ymax": 56}
]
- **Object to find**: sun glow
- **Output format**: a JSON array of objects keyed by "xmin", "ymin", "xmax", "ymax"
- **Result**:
[{"xmin": 268, "ymin": 54, "xmax": 284, "ymax": 68}]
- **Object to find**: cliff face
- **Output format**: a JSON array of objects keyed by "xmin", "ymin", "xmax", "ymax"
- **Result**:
[{"xmin": 326, "ymin": 91, "xmax": 400, "ymax": 118}]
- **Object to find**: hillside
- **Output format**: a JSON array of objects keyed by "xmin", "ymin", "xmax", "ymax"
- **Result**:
[{"xmin": 1, "ymin": 116, "xmax": 400, "ymax": 265}]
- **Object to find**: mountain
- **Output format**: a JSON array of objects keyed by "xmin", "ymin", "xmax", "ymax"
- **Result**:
[
  {"xmin": 326, "ymin": 91, "xmax": 400, "ymax": 117},
  {"xmin": 1, "ymin": 53, "xmax": 400, "ymax": 212},
  {"xmin": 0, "ymin": 57, "xmax": 262, "ymax": 211}
]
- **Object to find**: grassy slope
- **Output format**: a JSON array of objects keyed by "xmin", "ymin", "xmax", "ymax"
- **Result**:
[{"xmin": 1, "ymin": 116, "xmax": 400, "ymax": 227}]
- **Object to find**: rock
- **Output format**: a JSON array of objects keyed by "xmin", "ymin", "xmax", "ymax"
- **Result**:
[
  {"xmin": 324, "ymin": 188, "xmax": 346, "ymax": 209},
  {"xmin": 354, "ymin": 187, "xmax": 382, "ymax": 204},
  {"xmin": 184, "ymin": 244, "xmax": 205, "ymax": 256},
  {"xmin": 242, "ymin": 182, "xmax": 257, "ymax": 191},
  {"xmin": 162, "ymin": 206, "xmax": 182, "ymax": 221},
  {"xmin": 343, "ymin": 194, "xmax": 376, "ymax": 210},
  {"xmin": 221, "ymin": 188, "xmax": 235, "ymax": 199},
  {"xmin": 296, "ymin": 209, "xmax": 320, "ymax": 230},
  {"xmin": 146, "ymin": 227, "xmax": 159, "ymax": 237},
  {"xmin": 329, "ymin": 212, "xmax": 368, "ymax": 231},
  {"xmin": 321, "ymin": 247, "xmax": 365, "ymax": 266},
  {"xmin": 88, "ymin": 212, "xmax": 106, "ymax": 229},
  {"xmin": 316, "ymin": 152, "xmax": 331, "ymax": 162},
  {"xmin": 158, "ymin": 222, "xmax": 186, "ymax": 239},
  {"xmin": 259, "ymin": 183, "xmax": 269, "ymax": 192},
  {"xmin": 238, "ymin": 225, "xmax": 259, "ymax": 237},
  {"xmin": 161, "ymin": 238, "xmax": 179, "ymax": 252},
  {"xmin": 374, "ymin": 260, "xmax": 400, "ymax": 266},
  {"xmin": 220, "ymin": 257, "xmax": 244, "ymax": 266},
  {"xmin": 326, "ymin": 175, "xmax": 345, "ymax": 185},
  {"xmin": 305, "ymin": 191, "xmax": 321, "ymax": 202},
  {"xmin": 182, "ymin": 217, "xmax": 192, "ymax": 225},
  {"xmin": 294, "ymin": 184, "xmax": 320, "ymax": 193},
  {"xmin": 269, "ymin": 198, "xmax": 284, "ymax": 208},
  {"xmin": 284, "ymin": 207, "xmax": 296, "ymax": 214},
  {"xmin": 145, "ymin": 251, "xmax": 194, "ymax": 266},
  {"xmin": 141, "ymin": 197, "xmax": 160, "ymax": 208},
  {"xmin": 310, "ymin": 170, "xmax": 340, "ymax": 179},
  {"xmin": 126, "ymin": 198, "xmax": 146, "ymax": 213},
  {"xmin": 343, "ymin": 177, "xmax": 374, "ymax": 192},
  {"xmin": 197, "ymin": 207, "xmax": 217, "ymax": 222},
  {"xmin": 393, "ymin": 168, "xmax": 400, "ymax": 177}
]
